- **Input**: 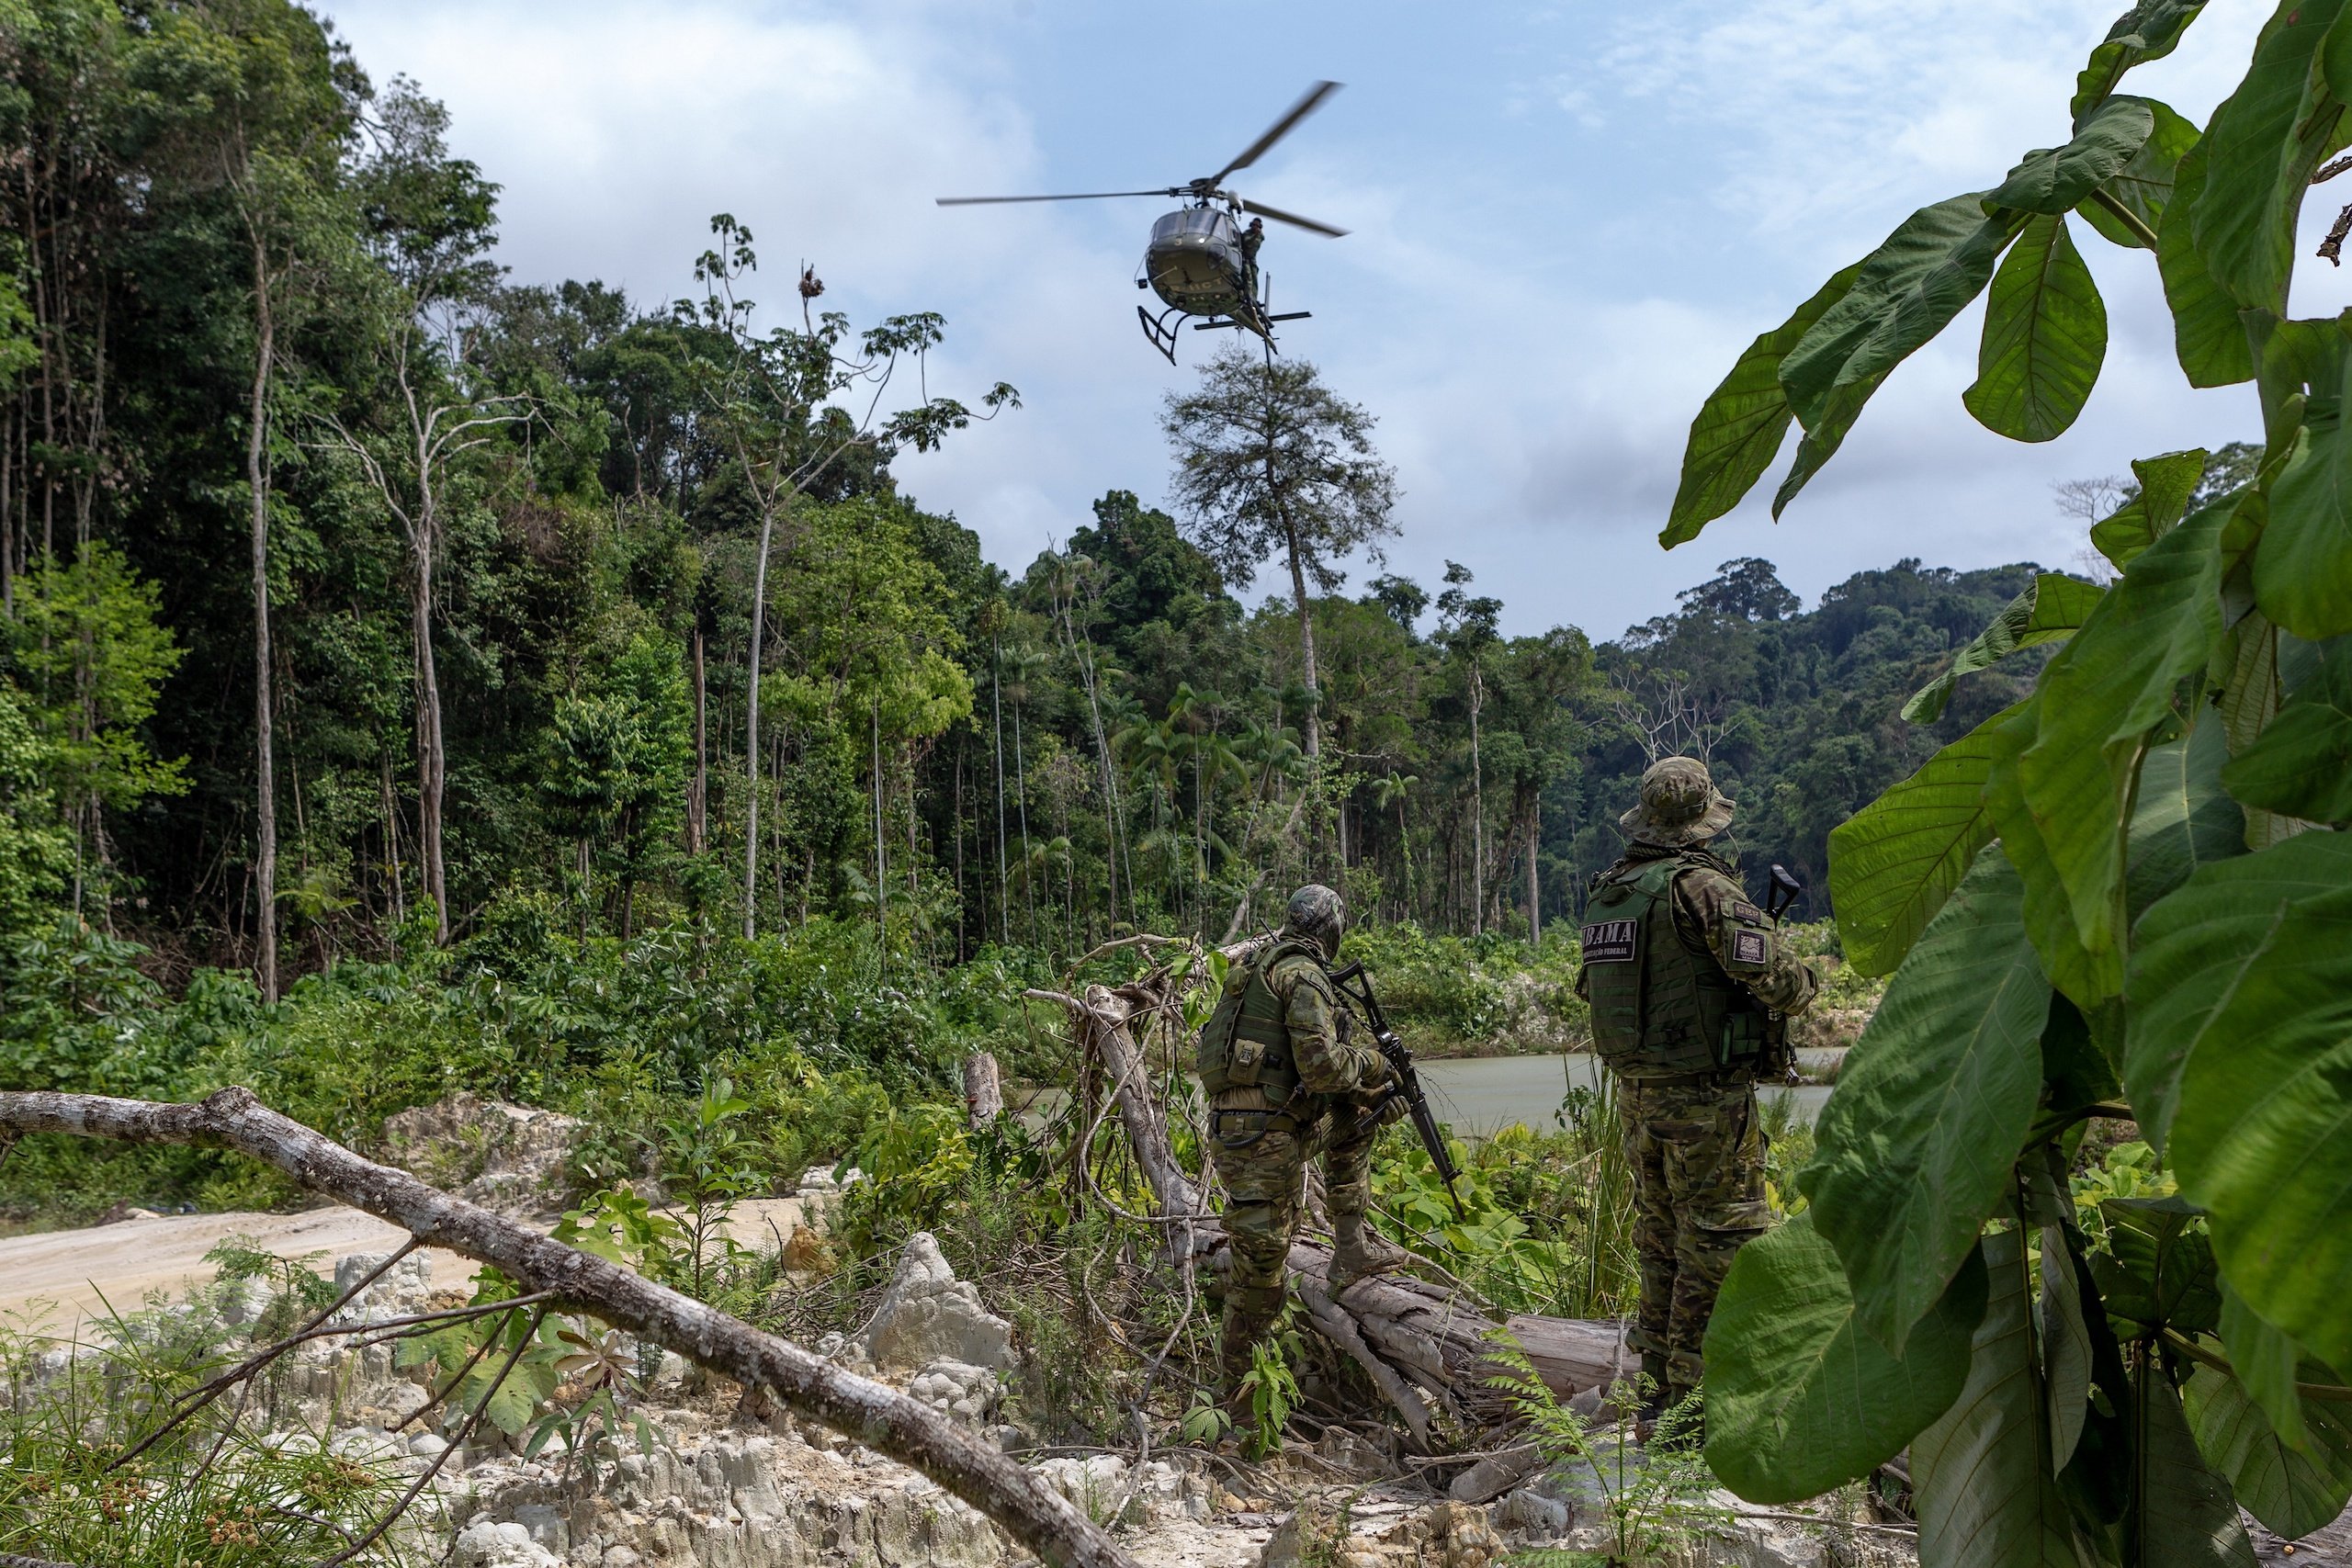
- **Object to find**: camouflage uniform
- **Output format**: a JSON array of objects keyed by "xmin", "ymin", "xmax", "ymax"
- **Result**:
[
  {"xmin": 1575, "ymin": 759, "xmax": 1820, "ymax": 1408},
  {"xmin": 1203, "ymin": 885, "xmax": 1390, "ymax": 1418},
  {"xmin": 1237, "ymin": 219, "xmax": 1266, "ymax": 303}
]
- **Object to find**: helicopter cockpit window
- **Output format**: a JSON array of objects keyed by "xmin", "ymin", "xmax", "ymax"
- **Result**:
[{"xmin": 1152, "ymin": 209, "xmax": 1231, "ymax": 243}]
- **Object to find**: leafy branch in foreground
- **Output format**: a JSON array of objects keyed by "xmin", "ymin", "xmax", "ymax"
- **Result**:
[{"xmin": 1677, "ymin": 3, "xmax": 2352, "ymax": 1562}]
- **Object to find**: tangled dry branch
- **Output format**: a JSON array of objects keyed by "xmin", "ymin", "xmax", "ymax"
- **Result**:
[
  {"xmin": 0, "ymin": 1087, "xmax": 1141, "ymax": 1568},
  {"xmin": 1024, "ymin": 941, "xmax": 1627, "ymax": 1455}
]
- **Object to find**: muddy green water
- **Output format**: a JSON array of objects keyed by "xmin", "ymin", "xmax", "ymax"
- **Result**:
[
  {"xmin": 1020, "ymin": 1052, "xmax": 1836, "ymax": 1136},
  {"xmin": 1414, "ymin": 1052, "xmax": 1833, "ymax": 1134}
]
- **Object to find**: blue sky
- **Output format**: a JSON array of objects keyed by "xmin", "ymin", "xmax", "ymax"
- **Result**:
[{"xmin": 320, "ymin": 0, "xmax": 2314, "ymax": 640}]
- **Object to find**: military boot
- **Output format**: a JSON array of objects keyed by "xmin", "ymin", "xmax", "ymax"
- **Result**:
[
  {"xmin": 1325, "ymin": 1212, "xmax": 1406, "ymax": 1293},
  {"xmin": 1218, "ymin": 1287, "xmax": 1283, "ymax": 1435}
]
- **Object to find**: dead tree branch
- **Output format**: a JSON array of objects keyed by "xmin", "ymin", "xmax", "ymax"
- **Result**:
[
  {"xmin": 1030, "ymin": 951, "xmax": 1626, "ymax": 1451},
  {"xmin": 0, "ymin": 1088, "xmax": 1140, "ymax": 1568}
]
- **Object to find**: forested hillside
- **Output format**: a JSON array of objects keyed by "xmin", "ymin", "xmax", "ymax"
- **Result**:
[{"xmin": 0, "ymin": 0, "xmax": 2064, "ymax": 990}]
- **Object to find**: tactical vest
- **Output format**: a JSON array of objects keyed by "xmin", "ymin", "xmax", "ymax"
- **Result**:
[
  {"xmin": 1197, "ymin": 937, "xmax": 1326, "ymax": 1100},
  {"xmin": 1580, "ymin": 856, "xmax": 1770, "ymax": 1078}
]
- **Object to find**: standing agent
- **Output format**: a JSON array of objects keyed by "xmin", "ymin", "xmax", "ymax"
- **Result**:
[
  {"xmin": 1199, "ymin": 884, "xmax": 1395, "ymax": 1430},
  {"xmin": 1576, "ymin": 757, "xmax": 1820, "ymax": 1421}
]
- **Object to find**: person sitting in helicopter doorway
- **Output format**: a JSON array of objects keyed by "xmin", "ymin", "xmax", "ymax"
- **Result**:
[
  {"xmin": 1237, "ymin": 216, "xmax": 1265, "ymax": 299},
  {"xmin": 1576, "ymin": 757, "xmax": 1820, "ymax": 1433},
  {"xmin": 1198, "ymin": 884, "xmax": 1399, "ymax": 1437}
]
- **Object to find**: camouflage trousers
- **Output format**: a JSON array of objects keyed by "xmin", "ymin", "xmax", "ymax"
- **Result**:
[
  {"xmin": 1618, "ymin": 1075, "xmax": 1769, "ymax": 1401},
  {"xmin": 1210, "ymin": 1097, "xmax": 1377, "ymax": 1410}
]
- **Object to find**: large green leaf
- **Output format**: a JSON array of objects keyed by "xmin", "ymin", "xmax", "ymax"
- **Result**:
[
  {"xmin": 1772, "ymin": 196, "xmax": 2020, "ymax": 515},
  {"xmin": 2222, "ymin": 635, "xmax": 2352, "ymax": 823},
  {"xmin": 2080, "ymin": 98, "xmax": 2202, "ymax": 251},
  {"xmin": 2168, "ymin": 909, "xmax": 2352, "ymax": 1372},
  {"xmin": 2126, "ymin": 720, "xmax": 2245, "ymax": 924},
  {"xmin": 1802, "ymin": 847, "xmax": 2049, "ymax": 1353},
  {"xmin": 2041, "ymin": 991, "xmax": 2122, "ymax": 1114},
  {"xmin": 2095, "ymin": 1195, "xmax": 2222, "ymax": 1337},
  {"xmin": 2186, "ymin": 1361, "xmax": 2352, "ymax": 1538},
  {"xmin": 1905, "ymin": 577, "xmax": 2106, "ymax": 724},
  {"xmin": 2126, "ymin": 829, "xmax": 2352, "ymax": 1147},
  {"xmin": 1702, "ymin": 1213, "xmax": 1985, "ymax": 1504},
  {"xmin": 2041, "ymin": 1224, "xmax": 2095, "ymax": 1470},
  {"xmin": 2072, "ymin": 2, "xmax": 2210, "ymax": 122},
  {"xmin": 2018, "ymin": 498, "xmax": 2228, "ymax": 965},
  {"xmin": 2158, "ymin": 137, "xmax": 2256, "ymax": 387},
  {"xmin": 2216, "ymin": 609, "xmax": 2300, "ymax": 850},
  {"xmin": 2189, "ymin": 0, "xmax": 2350, "ymax": 311},
  {"xmin": 2091, "ymin": 447, "xmax": 2211, "ymax": 572},
  {"xmin": 2221, "ymin": 1278, "xmax": 2315, "ymax": 1453},
  {"xmin": 1912, "ymin": 1227, "xmax": 2085, "ymax": 1566},
  {"xmin": 2256, "ymin": 333, "xmax": 2352, "ymax": 639},
  {"xmin": 1662, "ymin": 265, "xmax": 1862, "ymax": 547},
  {"xmin": 1987, "ymin": 698, "xmax": 2120, "ymax": 1003},
  {"xmin": 1963, "ymin": 216, "xmax": 2108, "ymax": 442},
  {"xmin": 1984, "ymin": 98, "xmax": 2156, "ymax": 217},
  {"xmin": 2135, "ymin": 1366, "xmax": 2259, "ymax": 1567},
  {"xmin": 1828, "ymin": 703, "xmax": 2020, "ymax": 976}
]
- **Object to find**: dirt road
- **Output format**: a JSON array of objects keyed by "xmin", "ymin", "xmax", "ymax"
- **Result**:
[{"xmin": 0, "ymin": 1197, "xmax": 806, "ymax": 1336}]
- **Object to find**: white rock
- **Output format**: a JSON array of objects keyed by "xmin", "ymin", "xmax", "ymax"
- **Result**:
[
  {"xmin": 1496, "ymin": 1485, "xmax": 1571, "ymax": 1540},
  {"xmin": 451, "ymin": 1519, "xmax": 561, "ymax": 1568},
  {"xmin": 861, "ymin": 1233, "xmax": 1013, "ymax": 1372}
]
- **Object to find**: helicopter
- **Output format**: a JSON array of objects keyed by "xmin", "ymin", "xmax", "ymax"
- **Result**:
[{"xmin": 936, "ymin": 81, "xmax": 1350, "ymax": 364}]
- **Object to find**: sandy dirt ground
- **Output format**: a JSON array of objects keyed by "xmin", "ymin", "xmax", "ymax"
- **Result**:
[{"xmin": 0, "ymin": 1197, "xmax": 805, "ymax": 1336}]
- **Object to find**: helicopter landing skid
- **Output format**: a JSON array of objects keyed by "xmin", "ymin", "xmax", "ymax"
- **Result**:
[{"xmin": 1137, "ymin": 305, "xmax": 1184, "ymax": 365}]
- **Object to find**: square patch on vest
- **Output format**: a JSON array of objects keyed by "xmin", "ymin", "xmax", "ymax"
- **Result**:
[
  {"xmin": 1731, "ymin": 930, "xmax": 1769, "ymax": 967},
  {"xmin": 1581, "ymin": 919, "xmax": 1638, "ymax": 963}
]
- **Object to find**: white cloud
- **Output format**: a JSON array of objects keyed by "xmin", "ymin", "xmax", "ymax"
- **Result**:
[{"xmin": 320, "ymin": 0, "xmax": 2290, "ymax": 641}]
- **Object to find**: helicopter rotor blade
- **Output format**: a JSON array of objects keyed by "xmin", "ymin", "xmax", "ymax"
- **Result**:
[
  {"xmin": 935, "ymin": 189, "xmax": 1177, "ymax": 207},
  {"xmin": 1209, "ymin": 80, "xmax": 1341, "ymax": 186},
  {"xmin": 1238, "ymin": 197, "xmax": 1348, "ymax": 238}
]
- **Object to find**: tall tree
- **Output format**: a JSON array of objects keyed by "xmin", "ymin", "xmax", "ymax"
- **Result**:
[
  {"xmin": 1161, "ymin": 344, "xmax": 1396, "ymax": 761},
  {"xmin": 141, "ymin": 0, "xmax": 356, "ymax": 997},
  {"xmin": 1436, "ymin": 563, "xmax": 1499, "ymax": 934},
  {"xmin": 684, "ymin": 219, "xmax": 1013, "ymax": 939},
  {"xmin": 324, "ymin": 80, "xmax": 512, "ymax": 944}
]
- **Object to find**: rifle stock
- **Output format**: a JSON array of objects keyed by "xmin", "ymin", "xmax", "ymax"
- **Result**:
[{"xmin": 1329, "ymin": 961, "xmax": 1466, "ymax": 1221}]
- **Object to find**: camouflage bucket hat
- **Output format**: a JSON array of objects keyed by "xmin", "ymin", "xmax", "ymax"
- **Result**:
[
  {"xmin": 1619, "ymin": 756, "xmax": 1736, "ymax": 847},
  {"xmin": 1283, "ymin": 884, "xmax": 1346, "ymax": 960}
]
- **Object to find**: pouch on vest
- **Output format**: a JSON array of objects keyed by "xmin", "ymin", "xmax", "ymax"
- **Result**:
[{"xmin": 1196, "ymin": 938, "xmax": 1313, "ymax": 1098}]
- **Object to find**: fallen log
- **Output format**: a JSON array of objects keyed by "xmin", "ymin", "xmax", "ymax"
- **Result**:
[
  {"xmin": 1032, "ymin": 955, "xmax": 1627, "ymax": 1448},
  {"xmin": 0, "ymin": 1088, "xmax": 1137, "ymax": 1568}
]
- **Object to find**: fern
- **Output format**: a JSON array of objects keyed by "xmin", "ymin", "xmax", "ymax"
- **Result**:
[{"xmin": 1484, "ymin": 1336, "xmax": 1731, "ymax": 1565}]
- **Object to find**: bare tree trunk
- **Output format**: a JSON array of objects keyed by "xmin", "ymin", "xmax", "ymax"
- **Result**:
[
  {"xmin": 743, "ymin": 499, "xmax": 779, "ymax": 941},
  {"xmin": 964, "ymin": 1050, "xmax": 1004, "ymax": 1126},
  {"xmin": 993, "ymin": 637, "xmax": 1009, "ymax": 945},
  {"xmin": 1281, "ymin": 515, "xmax": 1322, "ymax": 761},
  {"xmin": 686, "ymin": 622, "xmax": 707, "ymax": 856},
  {"xmin": 380, "ymin": 752, "xmax": 404, "ymax": 927},
  {"xmin": 872, "ymin": 699, "xmax": 888, "ymax": 956},
  {"xmin": 246, "ymin": 232, "xmax": 279, "ymax": 1001},
  {"xmin": 1469, "ymin": 661, "xmax": 1484, "ymax": 938},
  {"xmin": 1525, "ymin": 793, "xmax": 1541, "ymax": 946},
  {"xmin": 0, "ymin": 1088, "xmax": 1140, "ymax": 1568},
  {"xmin": 411, "ymin": 548, "xmax": 448, "ymax": 945}
]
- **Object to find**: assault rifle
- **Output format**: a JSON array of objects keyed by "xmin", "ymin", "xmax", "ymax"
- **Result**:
[
  {"xmin": 1328, "ymin": 961, "xmax": 1466, "ymax": 1221},
  {"xmin": 1766, "ymin": 863, "xmax": 1804, "ymax": 920}
]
